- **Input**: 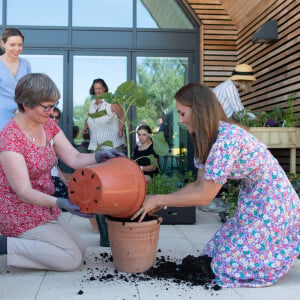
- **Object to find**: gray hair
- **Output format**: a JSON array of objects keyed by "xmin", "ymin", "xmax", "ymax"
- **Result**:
[{"xmin": 15, "ymin": 73, "xmax": 61, "ymax": 113}]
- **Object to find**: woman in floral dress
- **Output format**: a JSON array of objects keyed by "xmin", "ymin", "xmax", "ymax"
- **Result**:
[{"xmin": 132, "ymin": 82, "xmax": 300, "ymax": 288}]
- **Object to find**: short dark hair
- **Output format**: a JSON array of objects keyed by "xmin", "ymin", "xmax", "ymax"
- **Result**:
[
  {"xmin": 1, "ymin": 28, "xmax": 24, "ymax": 43},
  {"xmin": 89, "ymin": 78, "xmax": 108, "ymax": 95},
  {"xmin": 15, "ymin": 73, "xmax": 61, "ymax": 113}
]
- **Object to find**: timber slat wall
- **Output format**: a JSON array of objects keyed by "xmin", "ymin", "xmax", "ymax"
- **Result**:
[
  {"xmin": 185, "ymin": 0, "xmax": 300, "ymax": 172},
  {"xmin": 187, "ymin": 0, "xmax": 238, "ymax": 87}
]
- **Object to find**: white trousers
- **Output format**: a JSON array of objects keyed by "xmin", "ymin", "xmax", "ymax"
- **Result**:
[{"xmin": 7, "ymin": 215, "xmax": 85, "ymax": 271}]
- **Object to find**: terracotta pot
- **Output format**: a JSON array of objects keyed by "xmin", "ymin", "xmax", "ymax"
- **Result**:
[
  {"xmin": 68, "ymin": 157, "xmax": 146, "ymax": 218},
  {"xmin": 106, "ymin": 216, "xmax": 162, "ymax": 273}
]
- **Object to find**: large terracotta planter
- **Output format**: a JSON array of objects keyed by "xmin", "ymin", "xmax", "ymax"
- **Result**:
[
  {"xmin": 106, "ymin": 216, "xmax": 162, "ymax": 273},
  {"xmin": 68, "ymin": 157, "xmax": 146, "ymax": 218}
]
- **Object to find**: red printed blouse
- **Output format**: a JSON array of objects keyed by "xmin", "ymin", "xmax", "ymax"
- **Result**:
[{"xmin": 0, "ymin": 118, "xmax": 61, "ymax": 237}]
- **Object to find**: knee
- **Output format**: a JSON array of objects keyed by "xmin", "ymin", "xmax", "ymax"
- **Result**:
[{"xmin": 55, "ymin": 246, "xmax": 83, "ymax": 271}]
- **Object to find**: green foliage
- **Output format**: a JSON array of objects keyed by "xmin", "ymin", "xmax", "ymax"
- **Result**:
[
  {"xmin": 96, "ymin": 140, "xmax": 113, "ymax": 150},
  {"xmin": 232, "ymin": 92, "xmax": 299, "ymax": 128},
  {"xmin": 136, "ymin": 58, "xmax": 187, "ymax": 128},
  {"xmin": 220, "ymin": 180, "xmax": 241, "ymax": 218},
  {"xmin": 146, "ymin": 171, "xmax": 195, "ymax": 195},
  {"xmin": 93, "ymin": 80, "xmax": 169, "ymax": 159},
  {"xmin": 151, "ymin": 132, "xmax": 169, "ymax": 156},
  {"xmin": 88, "ymin": 110, "xmax": 107, "ymax": 118},
  {"xmin": 283, "ymin": 92, "xmax": 299, "ymax": 127},
  {"xmin": 287, "ymin": 173, "xmax": 300, "ymax": 195},
  {"xmin": 221, "ymin": 173, "xmax": 300, "ymax": 219}
]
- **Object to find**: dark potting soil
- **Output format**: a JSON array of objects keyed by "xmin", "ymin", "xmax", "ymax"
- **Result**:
[
  {"xmin": 78, "ymin": 251, "xmax": 221, "ymax": 296},
  {"xmin": 106, "ymin": 214, "xmax": 159, "ymax": 223}
]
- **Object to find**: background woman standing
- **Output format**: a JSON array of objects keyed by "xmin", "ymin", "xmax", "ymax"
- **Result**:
[{"xmin": 0, "ymin": 28, "xmax": 31, "ymax": 130}]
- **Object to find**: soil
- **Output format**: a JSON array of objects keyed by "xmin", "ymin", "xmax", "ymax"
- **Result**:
[
  {"xmin": 78, "ymin": 251, "xmax": 221, "ymax": 296},
  {"xmin": 107, "ymin": 214, "xmax": 159, "ymax": 223}
]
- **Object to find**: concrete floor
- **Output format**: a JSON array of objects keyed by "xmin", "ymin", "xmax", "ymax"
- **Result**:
[{"xmin": 1, "ymin": 210, "xmax": 300, "ymax": 300}]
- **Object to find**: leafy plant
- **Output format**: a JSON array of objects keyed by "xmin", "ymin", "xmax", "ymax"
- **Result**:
[
  {"xmin": 92, "ymin": 80, "xmax": 169, "ymax": 161},
  {"xmin": 146, "ymin": 171, "xmax": 195, "ymax": 195},
  {"xmin": 220, "ymin": 180, "xmax": 241, "ymax": 218},
  {"xmin": 232, "ymin": 92, "xmax": 299, "ymax": 128}
]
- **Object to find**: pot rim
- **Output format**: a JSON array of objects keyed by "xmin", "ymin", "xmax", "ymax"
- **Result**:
[{"xmin": 106, "ymin": 215, "xmax": 162, "ymax": 228}]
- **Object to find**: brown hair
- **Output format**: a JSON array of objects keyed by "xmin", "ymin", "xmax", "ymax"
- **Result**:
[
  {"xmin": 1, "ymin": 28, "xmax": 24, "ymax": 43},
  {"xmin": 89, "ymin": 78, "xmax": 108, "ymax": 95},
  {"xmin": 174, "ymin": 82, "xmax": 231, "ymax": 164},
  {"xmin": 137, "ymin": 124, "xmax": 152, "ymax": 134},
  {"xmin": 15, "ymin": 73, "xmax": 60, "ymax": 113}
]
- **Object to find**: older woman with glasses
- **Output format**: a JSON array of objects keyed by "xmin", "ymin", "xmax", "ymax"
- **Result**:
[{"xmin": 0, "ymin": 73, "xmax": 124, "ymax": 271}]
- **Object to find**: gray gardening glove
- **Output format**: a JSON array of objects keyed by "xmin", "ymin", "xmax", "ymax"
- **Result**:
[
  {"xmin": 95, "ymin": 149, "xmax": 126, "ymax": 163},
  {"xmin": 56, "ymin": 198, "xmax": 95, "ymax": 218}
]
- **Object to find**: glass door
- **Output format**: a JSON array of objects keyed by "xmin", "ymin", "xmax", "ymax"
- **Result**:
[
  {"xmin": 134, "ymin": 52, "xmax": 194, "ymax": 174},
  {"xmin": 70, "ymin": 52, "xmax": 129, "ymax": 152}
]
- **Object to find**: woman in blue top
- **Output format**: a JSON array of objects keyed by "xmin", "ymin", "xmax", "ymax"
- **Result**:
[{"xmin": 0, "ymin": 28, "xmax": 31, "ymax": 130}]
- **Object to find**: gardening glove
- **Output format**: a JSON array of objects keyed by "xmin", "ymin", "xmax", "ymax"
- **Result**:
[
  {"xmin": 56, "ymin": 198, "xmax": 95, "ymax": 218},
  {"xmin": 95, "ymin": 149, "xmax": 126, "ymax": 163}
]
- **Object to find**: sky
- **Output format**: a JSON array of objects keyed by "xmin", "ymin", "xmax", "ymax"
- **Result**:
[{"xmin": 11, "ymin": 0, "xmax": 157, "ymax": 108}]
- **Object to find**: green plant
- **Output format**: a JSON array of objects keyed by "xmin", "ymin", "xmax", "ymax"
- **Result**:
[
  {"xmin": 146, "ymin": 171, "xmax": 195, "ymax": 195},
  {"xmin": 220, "ymin": 180, "xmax": 241, "ymax": 218},
  {"xmin": 232, "ymin": 92, "xmax": 299, "ymax": 128},
  {"xmin": 287, "ymin": 173, "xmax": 300, "ymax": 195},
  {"xmin": 90, "ymin": 80, "xmax": 169, "ymax": 161}
]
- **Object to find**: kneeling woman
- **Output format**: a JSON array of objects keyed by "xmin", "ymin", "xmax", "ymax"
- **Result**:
[
  {"xmin": 0, "ymin": 73, "xmax": 124, "ymax": 271},
  {"xmin": 133, "ymin": 83, "xmax": 300, "ymax": 288}
]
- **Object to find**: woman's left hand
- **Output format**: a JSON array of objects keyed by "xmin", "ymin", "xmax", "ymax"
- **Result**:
[
  {"xmin": 131, "ymin": 195, "xmax": 163, "ymax": 222},
  {"xmin": 95, "ymin": 149, "xmax": 125, "ymax": 163}
]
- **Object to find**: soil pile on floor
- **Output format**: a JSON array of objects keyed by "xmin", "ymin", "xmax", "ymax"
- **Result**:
[
  {"xmin": 80, "ymin": 252, "xmax": 221, "ymax": 293},
  {"xmin": 146, "ymin": 254, "xmax": 220, "ymax": 289}
]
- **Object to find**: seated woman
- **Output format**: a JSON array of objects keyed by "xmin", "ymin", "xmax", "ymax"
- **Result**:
[{"xmin": 134, "ymin": 125, "xmax": 159, "ymax": 183}]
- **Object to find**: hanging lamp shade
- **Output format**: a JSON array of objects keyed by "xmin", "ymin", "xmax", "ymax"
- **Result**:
[{"xmin": 252, "ymin": 20, "xmax": 278, "ymax": 44}]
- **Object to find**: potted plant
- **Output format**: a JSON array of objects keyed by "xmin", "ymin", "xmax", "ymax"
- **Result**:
[{"xmin": 233, "ymin": 92, "xmax": 300, "ymax": 173}]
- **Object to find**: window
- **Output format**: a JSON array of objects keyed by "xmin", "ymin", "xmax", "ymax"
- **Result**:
[
  {"xmin": 7, "ymin": 0, "xmax": 68, "ymax": 26},
  {"xmin": 137, "ymin": 0, "xmax": 194, "ymax": 29},
  {"xmin": 72, "ymin": 0, "xmax": 133, "ymax": 27},
  {"xmin": 21, "ymin": 54, "xmax": 64, "ymax": 109}
]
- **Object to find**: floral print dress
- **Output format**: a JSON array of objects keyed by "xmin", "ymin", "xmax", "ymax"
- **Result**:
[{"xmin": 196, "ymin": 122, "xmax": 300, "ymax": 288}]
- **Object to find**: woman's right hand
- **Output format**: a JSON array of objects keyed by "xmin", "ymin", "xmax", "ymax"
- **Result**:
[{"xmin": 131, "ymin": 195, "xmax": 163, "ymax": 222}]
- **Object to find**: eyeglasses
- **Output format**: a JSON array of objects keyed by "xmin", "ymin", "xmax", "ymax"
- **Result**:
[
  {"xmin": 38, "ymin": 101, "xmax": 59, "ymax": 112},
  {"xmin": 49, "ymin": 115, "xmax": 60, "ymax": 120}
]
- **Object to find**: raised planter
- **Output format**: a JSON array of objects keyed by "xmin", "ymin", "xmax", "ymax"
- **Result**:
[{"xmin": 249, "ymin": 127, "xmax": 300, "ymax": 173}]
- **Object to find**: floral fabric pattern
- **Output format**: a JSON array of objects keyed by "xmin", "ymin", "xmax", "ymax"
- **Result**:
[
  {"xmin": 197, "ymin": 122, "xmax": 300, "ymax": 287},
  {"xmin": 0, "ymin": 118, "xmax": 61, "ymax": 237}
]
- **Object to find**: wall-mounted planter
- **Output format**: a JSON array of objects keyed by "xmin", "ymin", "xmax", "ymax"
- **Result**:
[
  {"xmin": 106, "ymin": 215, "xmax": 162, "ymax": 273},
  {"xmin": 249, "ymin": 127, "xmax": 300, "ymax": 173},
  {"xmin": 68, "ymin": 157, "xmax": 146, "ymax": 218}
]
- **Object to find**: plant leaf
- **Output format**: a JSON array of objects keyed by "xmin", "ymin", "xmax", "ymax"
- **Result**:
[
  {"xmin": 152, "ymin": 132, "xmax": 169, "ymax": 156},
  {"xmin": 88, "ymin": 110, "xmax": 108, "ymax": 118},
  {"xmin": 96, "ymin": 140, "xmax": 113, "ymax": 150}
]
